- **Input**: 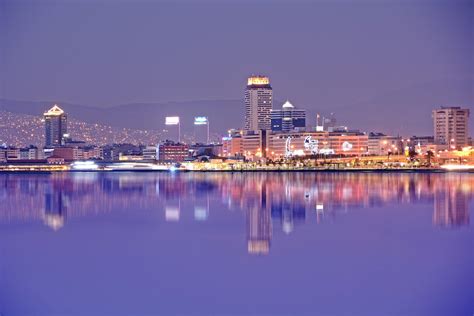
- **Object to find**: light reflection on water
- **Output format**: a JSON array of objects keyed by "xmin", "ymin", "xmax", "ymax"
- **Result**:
[{"xmin": 0, "ymin": 172, "xmax": 473, "ymax": 315}]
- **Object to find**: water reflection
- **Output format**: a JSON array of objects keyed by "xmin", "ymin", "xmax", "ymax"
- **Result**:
[{"xmin": 0, "ymin": 172, "xmax": 472, "ymax": 254}]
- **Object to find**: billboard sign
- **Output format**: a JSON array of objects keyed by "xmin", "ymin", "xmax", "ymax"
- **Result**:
[
  {"xmin": 165, "ymin": 116, "xmax": 180, "ymax": 125},
  {"xmin": 194, "ymin": 116, "xmax": 208, "ymax": 125}
]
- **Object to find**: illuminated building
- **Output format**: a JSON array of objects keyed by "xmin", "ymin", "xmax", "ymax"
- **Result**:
[
  {"xmin": 142, "ymin": 146, "xmax": 158, "ymax": 160},
  {"xmin": 19, "ymin": 146, "xmax": 39, "ymax": 160},
  {"xmin": 367, "ymin": 133, "xmax": 401, "ymax": 155},
  {"xmin": 242, "ymin": 130, "xmax": 268, "ymax": 159},
  {"xmin": 270, "ymin": 100, "xmax": 306, "ymax": 132},
  {"xmin": 328, "ymin": 132, "xmax": 368, "ymax": 155},
  {"xmin": 266, "ymin": 131, "xmax": 368, "ymax": 157},
  {"xmin": 157, "ymin": 141, "xmax": 189, "ymax": 162},
  {"xmin": 245, "ymin": 75, "xmax": 272, "ymax": 131},
  {"xmin": 189, "ymin": 143, "xmax": 223, "ymax": 157},
  {"xmin": 222, "ymin": 129, "xmax": 243, "ymax": 157},
  {"xmin": 44, "ymin": 104, "xmax": 68, "ymax": 148},
  {"xmin": 433, "ymin": 106, "xmax": 470, "ymax": 149},
  {"xmin": 5, "ymin": 147, "xmax": 20, "ymax": 160}
]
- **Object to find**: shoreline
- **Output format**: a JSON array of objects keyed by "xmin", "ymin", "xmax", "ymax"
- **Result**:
[{"xmin": 0, "ymin": 168, "xmax": 472, "ymax": 174}]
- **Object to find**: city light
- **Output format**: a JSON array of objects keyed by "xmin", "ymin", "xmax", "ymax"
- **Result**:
[
  {"xmin": 165, "ymin": 116, "xmax": 180, "ymax": 125},
  {"xmin": 194, "ymin": 116, "xmax": 208, "ymax": 125},
  {"xmin": 71, "ymin": 161, "xmax": 99, "ymax": 170}
]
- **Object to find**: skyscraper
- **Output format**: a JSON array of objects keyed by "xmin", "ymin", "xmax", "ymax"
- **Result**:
[
  {"xmin": 244, "ymin": 75, "xmax": 272, "ymax": 131},
  {"xmin": 270, "ymin": 100, "xmax": 306, "ymax": 132},
  {"xmin": 44, "ymin": 104, "xmax": 68, "ymax": 147},
  {"xmin": 432, "ymin": 106, "xmax": 470, "ymax": 149}
]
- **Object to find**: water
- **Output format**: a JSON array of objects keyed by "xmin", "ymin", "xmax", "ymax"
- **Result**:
[{"xmin": 0, "ymin": 172, "xmax": 473, "ymax": 316}]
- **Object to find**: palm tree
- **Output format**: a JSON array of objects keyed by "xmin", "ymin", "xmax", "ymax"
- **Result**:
[{"xmin": 426, "ymin": 150, "xmax": 434, "ymax": 167}]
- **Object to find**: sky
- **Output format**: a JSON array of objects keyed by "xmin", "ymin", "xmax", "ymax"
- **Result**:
[{"xmin": 0, "ymin": 0, "xmax": 472, "ymax": 112}]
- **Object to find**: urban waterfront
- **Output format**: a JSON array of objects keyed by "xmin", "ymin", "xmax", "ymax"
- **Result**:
[{"xmin": 0, "ymin": 172, "xmax": 473, "ymax": 315}]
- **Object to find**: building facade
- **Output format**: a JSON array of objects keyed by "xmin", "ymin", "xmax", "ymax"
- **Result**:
[
  {"xmin": 242, "ymin": 130, "xmax": 269, "ymax": 159},
  {"xmin": 433, "ymin": 106, "xmax": 470, "ymax": 149},
  {"xmin": 244, "ymin": 76, "xmax": 273, "ymax": 131},
  {"xmin": 157, "ymin": 141, "xmax": 189, "ymax": 162},
  {"xmin": 271, "ymin": 100, "xmax": 306, "ymax": 132},
  {"xmin": 266, "ymin": 131, "xmax": 368, "ymax": 158},
  {"xmin": 367, "ymin": 133, "xmax": 402, "ymax": 156},
  {"xmin": 44, "ymin": 104, "xmax": 68, "ymax": 148}
]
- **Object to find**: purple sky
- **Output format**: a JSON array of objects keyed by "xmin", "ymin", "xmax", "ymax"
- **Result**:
[{"xmin": 0, "ymin": 1, "xmax": 472, "ymax": 115}]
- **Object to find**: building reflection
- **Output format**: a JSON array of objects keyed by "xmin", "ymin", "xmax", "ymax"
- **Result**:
[
  {"xmin": 43, "ymin": 189, "xmax": 68, "ymax": 231},
  {"xmin": 0, "ymin": 172, "xmax": 471, "ymax": 251},
  {"xmin": 246, "ymin": 182, "xmax": 272, "ymax": 255},
  {"xmin": 433, "ymin": 183, "xmax": 470, "ymax": 227}
]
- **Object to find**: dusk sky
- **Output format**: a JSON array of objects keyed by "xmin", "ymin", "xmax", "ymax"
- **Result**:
[{"xmin": 1, "ymin": 0, "xmax": 472, "ymax": 115}]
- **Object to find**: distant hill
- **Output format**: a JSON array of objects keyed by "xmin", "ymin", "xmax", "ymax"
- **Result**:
[
  {"xmin": 1, "ymin": 77, "xmax": 472, "ymax": 136},
  {"xmin": 0, "ymin": 99, "xmax": 245, "ymax": 134}
]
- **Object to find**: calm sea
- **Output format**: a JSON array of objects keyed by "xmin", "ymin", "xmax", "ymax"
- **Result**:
[{"xmin": 0, "ymin": 172, "xmax": 473, "ymax": 316}]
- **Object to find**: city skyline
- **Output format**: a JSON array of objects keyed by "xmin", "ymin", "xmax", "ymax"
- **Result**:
[{"xmin": 1, "ymin": 0, "xmax": 473, "ymax": 135}]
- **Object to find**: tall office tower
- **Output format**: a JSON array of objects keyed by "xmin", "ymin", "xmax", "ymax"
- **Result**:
[
  {"xmin": 244, "ymin": 75, "xmax": 273, "ymax": 131},
  {"xmin": 44, "ymin": 104, "xmax": 68, "ymax": 147},
  {"xmin": 270, "ymin": 100, "xmax": 306, "ymax": 132},
  {"xmin": 432, "ymin": 106, "xmax": 470, "ymax": 149}
]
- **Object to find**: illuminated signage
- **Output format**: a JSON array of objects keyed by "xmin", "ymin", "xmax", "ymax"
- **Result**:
[
  {"xmin": 165, "ymin": 116, "xmax": 180, "ymax": 125},
  {"xmin": 319, "ymin": 148, "xmax": 335, "ymax": 155},
  {"xmin": 194, "ymin": 116, "xmax": 208, "ymax": 125},
  {"xmin": 304, "ymin": 136, "xmax": 319, "ymax": 154},
  {"xmin": 247, "ymin": 76, "xmax": 270, "ymax": 86},
  {"xmin": 285, "ymin": 137, "xmax": 293, "ymax": 157},
  {"xmin": 342, "ymin": 141, "xmax": 353, "ymax": 151}
]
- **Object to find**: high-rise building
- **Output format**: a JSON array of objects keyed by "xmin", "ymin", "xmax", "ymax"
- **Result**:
[
  {"xmin": 432, "ymin": 106, "xmax": 470, "ymax": 149},
  {"xmin": 270, "ymin": 100, "xmax": 306, "ymax": 132},
  {"xmin": 44, "ymin": 104, "xmax": 68, "ymax": 148},
  {"xmin": 244, "ymin": 75, "xmax": 272, "ymax": 131}
]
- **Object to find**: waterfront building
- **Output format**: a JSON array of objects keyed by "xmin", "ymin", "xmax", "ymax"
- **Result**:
[
  {"xmin": 0, "ymin": 148, "xmax": 5, "ymax": 162},
  {"xmin": 52, "ymin": 146, "xmax": 102, "ymax": 161},
  {"xmin": 142, "ymin": 146, "xmax": 158, "ymax": 161},
  {"xmin": 19, "ymin": 146, "xmax": 39, "ymax": 160},
  {"xmin": 432, "ymin": 106, "xmax": 470, "ymax": 149},
  {"xmin": 407, "ymin": 136, "xmax": 436, "ymax": 154},
  {"xmin": 242, "ymin": 130, "xmax": 269, "ymax": 159},
  {"xmin": 189, "ymin": 143, "xmax": 223, "ymax": 158},
  {"xmin": 245, "ymin": 76, "xmax": 273, "ymax": 131},
  {"xmin": 222, "ymin": 130, "xmax": 243, "ymax": 157},
  {"xmin": 270, "ymin": 100, "xmax": 306, "ymax": 132},
  {"xmin": 157, "ymin": 141, "xmax": 190, "ymax": 162},
  {"xmin": 265, "ymin": 131, "xmax": 368, "ymax": 158},
  {"xmin": 367, "ymin": 133, "xmax": 402, "ymax": 156},
  {"xmin": 4, "ymin": 147, "xmax": 20, "ymax": 160},
  {"xmin": 44, "ymin": 104, "xmax": 68, "ymax": 148}
]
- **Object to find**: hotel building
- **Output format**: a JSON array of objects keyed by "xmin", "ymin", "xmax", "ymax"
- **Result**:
[
  {"xmin": 244, "ymin": 76, "xmax": 273, "ymax": 131},
  {"xmin": 44, "ymin": 104, "xmax": 68, "ymax": 148},
  {"xmin": 432, "ymin": 106, "xmax": 470, "ymax": 149}
]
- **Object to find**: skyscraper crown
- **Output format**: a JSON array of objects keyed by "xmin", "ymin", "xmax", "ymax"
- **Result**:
[{"xmin": 44, "ymin": 104, "xmax": 65, "ymax": 116}]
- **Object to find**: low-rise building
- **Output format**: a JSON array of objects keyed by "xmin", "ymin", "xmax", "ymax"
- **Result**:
[
  {"xmin": 368, "ymin": 133, "xmax": 402, "ymax": 156},
  {"xmin": 142, "ymin": 146, "xmax": 158, "ymax": 161},
  {"xmin": 157, "ymin": 141, "xmax": 189, "ymax": 162}
]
